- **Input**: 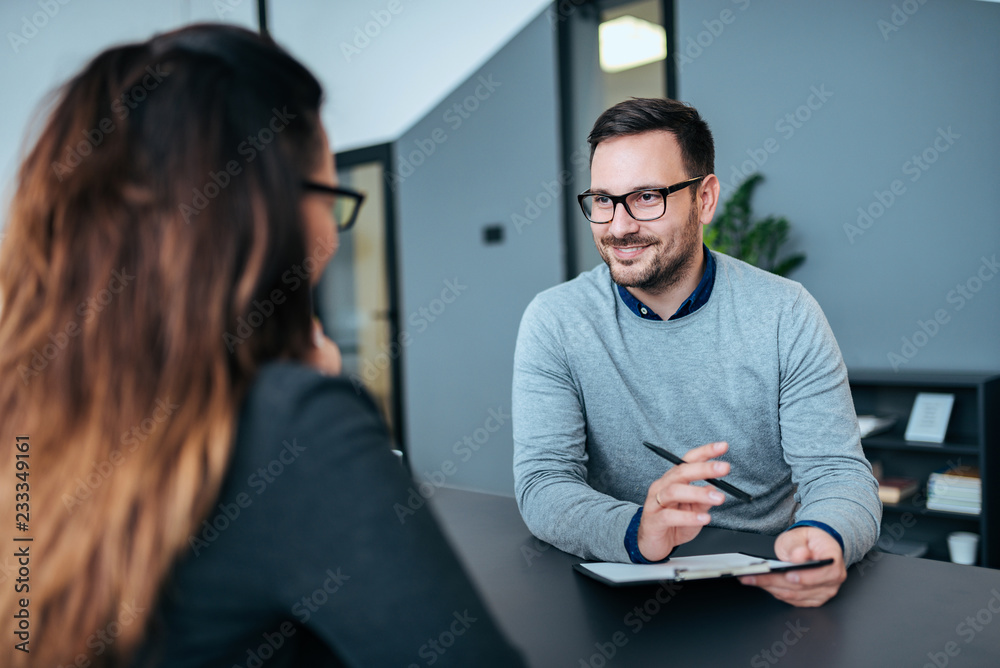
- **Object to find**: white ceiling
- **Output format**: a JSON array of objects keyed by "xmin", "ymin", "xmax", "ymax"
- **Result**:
[{"xmin": 269, "ymin": 0, "xmax": 552, "ymax": 152}]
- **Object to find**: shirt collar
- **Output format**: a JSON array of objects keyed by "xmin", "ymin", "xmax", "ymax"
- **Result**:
[{"xmin": 616, "ymin": 245, "xmax": 716, "ymax": 321}]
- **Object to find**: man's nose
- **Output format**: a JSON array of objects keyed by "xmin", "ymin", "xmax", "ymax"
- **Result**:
[{"xmin": 607, "ymin": 201, "xmax": 640, "ymax": 237}]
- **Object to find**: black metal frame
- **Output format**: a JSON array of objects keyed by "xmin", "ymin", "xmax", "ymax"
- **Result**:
[
  {"xmin": 662, "ymin": 0, "xmax": 677, "ymax": 99},
  {"xmin": 555, "ymin": 5, "xmax": 580, "ymax": 281},
  {"xmin": 325, "ymin": 143, "xmax": 406, "ymax": 452},
  {"xmin": 257, "ymin": 0, "xmax": 269, "ymax": 35}
]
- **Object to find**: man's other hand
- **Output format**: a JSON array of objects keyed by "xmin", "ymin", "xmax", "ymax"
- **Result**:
[{"xmin": 739, "ymin": 526, "xmax": 846, "ymax": 607}]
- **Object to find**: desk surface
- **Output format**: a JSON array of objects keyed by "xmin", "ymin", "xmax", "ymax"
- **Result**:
[{"xmin": 429, "ymin": 487, "xmax": 1000, "ymax": 667}]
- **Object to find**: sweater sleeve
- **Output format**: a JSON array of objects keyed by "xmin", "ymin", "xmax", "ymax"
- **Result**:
[
  {"xmin": 512, "ymin": 297, "xmax": 637, "ymax": 562},
  {"xmin": 249, "ymin": 372, "xmax": 527, "ymax": 667},
  {"xmin": 777, "ymin": 287, "xmax": 882, "ymax": 565}
]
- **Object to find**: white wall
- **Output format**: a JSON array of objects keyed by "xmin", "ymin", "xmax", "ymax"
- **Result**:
[{"xmin": 0, "ymin": 0, "xmax": 257, "ymax": 224}]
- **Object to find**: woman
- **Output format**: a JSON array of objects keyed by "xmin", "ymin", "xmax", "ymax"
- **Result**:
[{"xmin": 0, "ymin": 24, "xmax": 524, "ymax": 667}]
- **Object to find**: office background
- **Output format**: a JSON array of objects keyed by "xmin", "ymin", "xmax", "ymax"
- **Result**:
[{"xmin": 1, "ymin": 0, "xmax": 997, "ymax": 497}]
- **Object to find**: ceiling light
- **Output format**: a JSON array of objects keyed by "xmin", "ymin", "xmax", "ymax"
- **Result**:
[{"xmin": 599, "ymin": 15, "xmax": 667, "ymax": 74}]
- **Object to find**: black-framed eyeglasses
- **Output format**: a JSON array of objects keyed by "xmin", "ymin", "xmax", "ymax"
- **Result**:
[
  {"xmin": 301, "ymin": 180, "xmax": 366, "ymax": 231},
  {"xmin": 577, "ymin": 176, "xmax": 705, "ymax": 223}
]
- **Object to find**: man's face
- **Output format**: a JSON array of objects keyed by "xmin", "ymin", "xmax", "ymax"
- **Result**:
[{"xmin": 589, "ymin": 130, "xmax": 706, "ymax": 295}]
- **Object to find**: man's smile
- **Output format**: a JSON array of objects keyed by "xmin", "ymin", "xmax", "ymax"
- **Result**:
[{"xmin": 610, "ymin": 244, "xmax": 650, "ymax": 259}]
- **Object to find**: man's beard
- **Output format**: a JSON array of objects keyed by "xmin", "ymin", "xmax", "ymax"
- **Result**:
[{"xmin": 598, "ymin": 206, "xmax": 701, "ymax": 295}]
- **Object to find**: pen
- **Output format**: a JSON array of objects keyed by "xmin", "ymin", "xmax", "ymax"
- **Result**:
[{"xmin": 642, "ymin": 441, "xmax": 753, "ymax": 503}]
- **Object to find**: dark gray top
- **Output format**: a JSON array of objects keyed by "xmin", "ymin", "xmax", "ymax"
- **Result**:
[{"xmin": 134, "ymin": 362, "xmax": 525, "ymax": 667}]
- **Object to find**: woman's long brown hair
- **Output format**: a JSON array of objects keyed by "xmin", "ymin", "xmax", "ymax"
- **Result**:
[{"xmin": 0, "ymin": 25, "xmax": 323, "ymax": 666}]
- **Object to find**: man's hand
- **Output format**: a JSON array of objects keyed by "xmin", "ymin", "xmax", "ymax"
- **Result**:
[
  {"xmin": 636, "ymin": 441, "xmax": 730, "ymax": 561},
  {"xmin": 307, "ymin": 317, "xmax": 342, "ymax": 376},
  {"xmin": 739, "ymin": 526, "xmax": 846, "ymax": 607}
]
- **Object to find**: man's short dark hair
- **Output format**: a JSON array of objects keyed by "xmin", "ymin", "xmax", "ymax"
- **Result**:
[{"xmin": 587, "ymin": 98, "xmax": 715, "ymax": 179}]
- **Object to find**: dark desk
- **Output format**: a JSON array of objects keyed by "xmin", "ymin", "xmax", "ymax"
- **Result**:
[{"xmin": 430, "ymin": 487, "xmax": 1000, "ymax": 667}]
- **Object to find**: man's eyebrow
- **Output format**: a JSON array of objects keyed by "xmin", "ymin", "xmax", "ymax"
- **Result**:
[{"xmin": 586, "ymin": 184, "xmax": 667, "ymax": 195}]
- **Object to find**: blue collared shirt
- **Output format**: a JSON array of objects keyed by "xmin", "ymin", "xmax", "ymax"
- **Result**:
[{"xmin": 616, "ymin": 244, "xmax": 716, "ymax": 321}]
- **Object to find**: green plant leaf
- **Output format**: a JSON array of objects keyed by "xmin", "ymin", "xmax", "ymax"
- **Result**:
[
  {"xmin": 706, "ymin": 173, "xmax": 805, "ymax": 277},
  {"xmin": 771, "ymin": 254, "xmax": 806, "ymax": 277}
]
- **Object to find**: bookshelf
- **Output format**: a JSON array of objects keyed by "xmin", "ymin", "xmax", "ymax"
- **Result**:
[{"xmin": 848, "ymin": 370, "xmax": 1000, "ymax": 567}]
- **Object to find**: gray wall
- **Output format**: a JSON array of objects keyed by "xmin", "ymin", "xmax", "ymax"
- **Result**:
[
  {"xmin": 677, "ymin": 0, "xmax": 1000, "ymax": 373},
  {"xmin": 395, "ymin": 11, "xmax": 562, "ymax": 495}
]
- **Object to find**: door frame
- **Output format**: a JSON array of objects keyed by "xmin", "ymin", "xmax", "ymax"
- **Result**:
[{"xmin": 324, "ymin": 142, "xmax": 407, "ymax": 452}]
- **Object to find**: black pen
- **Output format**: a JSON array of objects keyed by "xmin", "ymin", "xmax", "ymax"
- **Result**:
[{"xmin": 642, "ymin": 441, "xmax": 753, "ymax": 503}]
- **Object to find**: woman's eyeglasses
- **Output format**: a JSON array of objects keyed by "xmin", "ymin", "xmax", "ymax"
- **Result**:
[{"xmin": 301, "ymin": 180, "xmax": 366, "ymax": 231}]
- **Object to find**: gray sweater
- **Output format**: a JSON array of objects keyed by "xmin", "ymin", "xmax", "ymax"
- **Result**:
[{"xmin": 512, "ymin": 252, "xmax": 881, "ymax": 566}]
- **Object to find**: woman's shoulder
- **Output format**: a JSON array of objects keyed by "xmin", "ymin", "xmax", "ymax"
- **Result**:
[
  {"xmin": 232, "ymin": 361, "xmax": 387, "ymax": 466},
  {"xmin": 242, "ymin": 361, "xmax": 379, "ymax": 421}
]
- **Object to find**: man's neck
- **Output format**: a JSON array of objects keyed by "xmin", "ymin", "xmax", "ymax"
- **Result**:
[{"xmin": 624, "ymin": 249, "xmax": 706, "ymax": 320}]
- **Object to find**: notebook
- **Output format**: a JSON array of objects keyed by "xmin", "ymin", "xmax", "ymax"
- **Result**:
[{"xmin": 574, "ymin": 552, "xmax": 833, "ymax": 587}]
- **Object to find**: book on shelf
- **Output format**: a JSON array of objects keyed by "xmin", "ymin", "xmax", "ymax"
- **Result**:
[
  {"xmin": 927, "ymin": 483, "xmax": 980, "ymax": 499},
  {"xmin": 929, "ymin": 465, "xmax": 980, "ymax": 483},
  {"xmin": 878, "ymin": 477, "xmax": 919, "ymax": 504},
  {"xmin": 925, "ymin": 499, "xmax": 981, "ymax": 514},
  {"xmin": 928, "ymin": 466, "xmax": 981, "ymax": 493},
  {"xmin": 857, "ymin": 415, "xmax": 897, "ymax": 439},
  {"xmin": 926, "ymin": 465, "xmax": 981, "ymax": 515}
]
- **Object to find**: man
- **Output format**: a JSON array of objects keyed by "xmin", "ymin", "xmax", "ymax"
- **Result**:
[{"xmin": 512, "ymin": 98, "xmax": 881, "ymax": 607}]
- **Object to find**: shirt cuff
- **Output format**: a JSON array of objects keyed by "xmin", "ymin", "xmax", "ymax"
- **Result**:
[
  {"xmin": 624, "ymin": 507, "xmax": 671, "ymax": 564},
  {"xmin": 786, "ymin": 520, "xmax": 845, "ymax": 555}
]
